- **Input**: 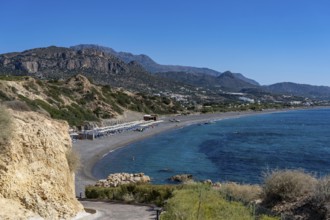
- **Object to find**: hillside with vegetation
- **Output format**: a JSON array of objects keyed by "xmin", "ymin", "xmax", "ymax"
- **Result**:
[
  {"xmin": 0, "ymin": 74, "xmax": 183, "ymax": 126},
  {"xmin": 0, "ymin": 73, "xmax": 323, "ymax": 129}
]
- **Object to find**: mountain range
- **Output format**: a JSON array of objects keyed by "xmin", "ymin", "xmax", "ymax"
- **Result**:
[
  {"xmin": 71, "ymin": 44, "xmax": 221, "ymax": 76},
  {"xmin": 265, "ymin": 82, "xmax": 330, "ymax": 100},
  {"xmin": 0, "ymin": 44, "xmax": 329, "ymax": 101},
  {"xmin": 0, "ymin": 46, "xmax": 193, "ymax": 95}
]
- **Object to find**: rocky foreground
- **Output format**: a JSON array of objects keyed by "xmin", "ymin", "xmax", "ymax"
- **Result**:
[
  {"xmin": 95, "ymin": 173, "xmax": 151, "ymax": 187},
  {"xmin": 0, "ymin": 109, "xmax": 83, "ymax": 219}
]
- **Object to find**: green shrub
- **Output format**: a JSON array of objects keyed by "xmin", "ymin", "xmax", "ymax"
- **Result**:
[
  {"xmin": 23, "ymin": 81, "xmax": 39, "ymax": 92},
  {"xmin": 85, "ymin": 184, "xmax": 176, "ymax": 206},
  {"xmin": 313, "ymin": 175, "xmax": 330, "ymax": 202},
  {"xmin": 36, "ymin": 79, "xmax": 44, "ymax": 87},
  {"xmin": 85, "ymin": 187, "xmax": 108, "ymax": 199},
  {"xmin": 0, "ymin": 90, "xmax": 11, "ymax": 101},
  {"xmin": 45, "ymin": 85, "xmax": 65, "ymax": 104},
  {"xmin": 258, "ymin": 215, "xmax": 280, "ymax": 220},
  {"xmin": 0, "ymin": 106, "xmax": 13, "ymax": 145},
  {"xmin": 162, "ymin": 97, "xmax": 171, "ymax": 105},
  {"xmin": 18, "ymin": 95, "xmax": 39, "ymax": 111},
  {"xmin": 161, "ymin": 185, "xmax": 254, "ymax": 220},
  {"xmin": 0, "ymin": 75, "xmax": 26, "ymax": 81},
  {"xmin": 101, "ymin": 87, "xmax": 124, "ymax": 114},
  {"xmin": 86, "ymin": 182, "xmax": 277, "ymax": 219},
  {"xmin": 30, "ymin": 99, "xmax": 98, "ymax": 126},
  {"xmin": 11, "ymin": 86, "xmax": 18, "ymax": 93},
  {"xmin": 220, "ymin": 182, "xmax": 262, "ymax": 203},
  {"xmin": 262, "ymin": 170, "xmax": 317, "ymax": 204},
  {"xmin": 115, "ymin": 91, "xmax": 131, "ymax": 107}
]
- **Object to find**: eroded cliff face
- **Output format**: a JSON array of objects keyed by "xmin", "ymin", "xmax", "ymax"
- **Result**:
[
  {"xmin": 0, "ymin": 109, "xmax": 83, "ymax": 219},
  {"xmin": 0, "ymin": 46, "xmax": 129, "ymax": 77}
]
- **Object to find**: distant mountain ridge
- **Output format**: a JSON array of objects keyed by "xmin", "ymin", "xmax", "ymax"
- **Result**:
[
  {"xmin": 217, "ymin": 71, "xmax": 259, "ymax": 90},
  {"xmin": 229, "ymin": 72, "xmax": 259, "ymax": 86},
  {"xmin": 0, "ymin": 46, "xmax": 195, "ymax": 94},
  {"xmin": 0, "ymin": 44, "xmax": 330, "ymax": 101},
  {"xmin": 71, "ymin": 44, "xmax": 259, "ymax": 87},
  {"xmin": 0, "ymin": 45, "xmax": 260, "ymax": 93},
  {"xmin": 156, "ymin": 71, "xmax": 258, "ymax": 92},
  {"xmin": 71, "ymin": 44, "xmax": 221, "ymax": 76},
  {"xmin": 265, "ymin": 82, "xmax": 330, "ymax": 100}
]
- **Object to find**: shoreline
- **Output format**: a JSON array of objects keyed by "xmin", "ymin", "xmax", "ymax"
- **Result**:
[{"xmin": 73, "ymin": 107, "xmax": 323, "ymax": 196}]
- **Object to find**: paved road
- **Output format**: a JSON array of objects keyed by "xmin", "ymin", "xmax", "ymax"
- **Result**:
[{"xmin": 77, "ymin": 200, "xmax": 157, "ymax": 220}]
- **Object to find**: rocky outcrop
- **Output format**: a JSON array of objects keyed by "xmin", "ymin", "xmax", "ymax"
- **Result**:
[
  {"xmin": 0, "ymin": 109, "xmax": 84, "ymax": 219},
  {"xmin": 169, "ymin": 174, "xmax": 193, "ymax": 182},
  {"xmin": 95, "ymin": 173, "xmax": 151, "ymax": 187},
  {"xmin": 0, "ymin": 198, "xmax": 40, "ymax": 219},
  {"xmin": 0, "ymin": 46, "xmax": 129, "ymax": 78},
  {"xmin": 0, "ymin": 46, "xmax": 200, "ymax": 95},
  {"xmin": 71, "ymin": 44, "xmax": 222, "ymax": 76}
]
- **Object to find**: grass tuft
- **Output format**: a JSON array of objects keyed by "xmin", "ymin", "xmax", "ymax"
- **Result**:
[
  {"xmin": 0, "ymin": 106, "xmax": 13, "ymax": 146},
  {"xmin": 162, "ymin": 185, "xmax": 255, "ymax": 220},
  {"xmin": 4, "ymin": 100, "xmax": 31, "ymax": 111},
  {"xmin": 220, "ymin": 182, "xmax": 262, "ymax": 203}
]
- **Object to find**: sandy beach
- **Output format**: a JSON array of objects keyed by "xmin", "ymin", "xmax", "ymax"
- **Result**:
[{"xmin": 73, "ymin": 109, "xmax": 292, "ymax": 196}]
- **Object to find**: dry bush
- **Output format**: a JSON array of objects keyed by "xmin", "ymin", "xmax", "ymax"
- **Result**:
[
  {"xmin": 66, "ymin": 148, "xmax": 81, "ymax": 173},
  {"xmin": 4, "ymin": 100, "xmax": 31, "ymax": 111},
  {"xmin": 262, "ymin": 170, "xmax": 317, "ymax": 204},
  {"xmin": 0, "ymin": 105, "xmax": 13, "ymax": 146},
  {"xmin": 122, "ymin": 193, "xmax": 135, "ymax": 202},
  {"xmin": 313, "ymin": 175, "xmax": 330, "ymax": 202},
  {"xmin": 220, "ymin": 182, "xmax": 262, "ymax": 203}
]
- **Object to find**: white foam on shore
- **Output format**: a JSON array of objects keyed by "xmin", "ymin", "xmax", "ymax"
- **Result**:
[
  {"xmin": 72, "ymin": 211, "xmax": 92, "ymax": 219},
  {"xmin": 102, "ymin": 149, "xmax": 114, "ymax": 158}
]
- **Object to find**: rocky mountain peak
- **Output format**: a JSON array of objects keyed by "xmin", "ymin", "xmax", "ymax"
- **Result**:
[
  {"xmin": 70, "ymin": 44, "xmax": 222, "ymax": 76},
  {"xmin": 220, "ymin": 71, "xmax": 235, "ymax": 78},
  {"xmin": 0, "ymin": 46, "xmax": 131, "ymax": 79}
]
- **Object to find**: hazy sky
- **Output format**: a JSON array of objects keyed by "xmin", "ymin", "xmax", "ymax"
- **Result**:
[{"xmin": 1, "ymin": 0, "xmax": 329, "ymax": 86}]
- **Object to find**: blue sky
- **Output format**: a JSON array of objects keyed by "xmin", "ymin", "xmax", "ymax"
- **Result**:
[{"xmin": 1, "ymin": 0, "xmax": 329, "ymax": 86}]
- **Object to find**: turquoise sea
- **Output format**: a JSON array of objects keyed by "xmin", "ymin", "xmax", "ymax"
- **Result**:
[{"xmin": 93, "ymin": 108, "xmax": 330, "ymax": 184}]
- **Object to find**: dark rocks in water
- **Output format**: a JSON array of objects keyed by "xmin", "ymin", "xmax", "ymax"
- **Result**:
[
  {"xmin": 169, "ymin": 174, "xmax": 193, "ymax": 182},
  {"xmin": 158, "ymin": 168, "xmax": 174, "ymax": 173}
]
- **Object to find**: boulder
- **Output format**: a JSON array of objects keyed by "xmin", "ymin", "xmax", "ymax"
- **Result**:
[
  {"xmin": 169, "ymin": 174, "xmax": 193, "ymax": 182},
  {"xmin": 95, "ymin": 172, "xmax": 151, "ymax": 187},
  {"xmin": 203, "ymin": 179, "xmax": 213, "ymax": 185}
]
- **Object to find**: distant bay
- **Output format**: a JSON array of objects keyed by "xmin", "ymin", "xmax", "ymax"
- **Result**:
[{"xmin": 93, "ymin": 108, "xmax": 330, "ymax": 184}]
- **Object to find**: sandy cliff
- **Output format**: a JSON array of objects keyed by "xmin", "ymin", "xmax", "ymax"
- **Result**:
[{"xmin": 0, "ymin": 109, "xmax": 83, "ymax": 219}]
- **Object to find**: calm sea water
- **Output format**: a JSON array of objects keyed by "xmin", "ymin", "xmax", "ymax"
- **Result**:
[{"xmin": 93, "ymin": 108, "xmax": 330, "ymax": 184}]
